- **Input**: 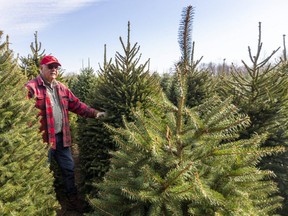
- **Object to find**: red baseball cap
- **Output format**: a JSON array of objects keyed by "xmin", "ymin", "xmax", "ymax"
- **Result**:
[{"xmin": 40, "ymin": 55, "xmax": 61, "ymax": 66}]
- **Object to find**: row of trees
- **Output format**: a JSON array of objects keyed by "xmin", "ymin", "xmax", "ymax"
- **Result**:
[
  {"xmin": 1, "ymin": 5, "xmax": 288, "ymax": 215},
  {"xmin": 86, "ymin": 7, "xmax": 288, "ymax": 214}
]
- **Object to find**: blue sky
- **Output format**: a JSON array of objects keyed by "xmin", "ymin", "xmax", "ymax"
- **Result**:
[{"xmin": 1, "ymin": 0, "xmax": 287, "ymax": 74}]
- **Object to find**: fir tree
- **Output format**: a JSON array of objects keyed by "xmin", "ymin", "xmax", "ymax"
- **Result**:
[
  {"xmin": 165, "ymin": 66, "xmax": 215, "ymax": 109},
  {"xmin": 161, "ymin": 17, "xmax": 214, "ymax": 109},
  {"xmin": 88, "ymin": 96, "xmax": 284, "ymax": 215},
  {"xmin": 218, "ymin": 22, "xmax": 288, "ymax": 215},
  {"xmin": 20, "ymin": 31, "xmax": 65, "ymax": 82},
  {"xmin": 160, "ymin": 72, "xmax": 173, "ymax": 99},
  {"xmin": 70, "ymin": 66, "xmax": 98, "ymax": 104},
  {"xmin": 77, "ymin": 23, "xmax": 161, "ymax": 195},
  {"xmin": 87, "ymin": 6, "xmax": 284, "ymax": 216},
  {"xmin": 0, "ymin": 32, "xmax": 59, "ymax": 215},
  {"xmin": 68, "ymin": 66, "xmax": 98, "ymax": 189},
  {"xmin": 19, "ymin": 31, "xmax": 45, "ymax": 79}
]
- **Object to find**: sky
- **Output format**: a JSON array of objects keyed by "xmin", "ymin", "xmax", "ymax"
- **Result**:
[{"xmin": 1, "ymin": 0, "xmax": 287, "ymax": 74}]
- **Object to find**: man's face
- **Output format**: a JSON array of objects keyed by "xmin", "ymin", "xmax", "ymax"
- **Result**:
[{"xmin": 41, "ymin": 63, "xmax": 59, "ymax": 83}]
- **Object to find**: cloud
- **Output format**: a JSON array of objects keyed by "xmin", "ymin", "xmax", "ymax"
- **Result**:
[{"xmin": 0, "ymin": 0, "xmax": 100, "ymax": 36}]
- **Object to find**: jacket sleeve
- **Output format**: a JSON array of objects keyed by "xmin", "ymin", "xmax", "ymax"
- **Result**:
[
  {"xmin": 66, "ymin": 88, "xmax": 99, "ymax": 118},
  {"xmin": 25, "ymin": 82, "xmax": 35, "ymax": 99}
]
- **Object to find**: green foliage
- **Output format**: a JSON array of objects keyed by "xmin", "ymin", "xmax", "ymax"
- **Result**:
[
  {"xmin": 0, "ymin": 33, "xmax": 59, "ymax": 215},
  {"xmin": 64, "ymin": 72, "xmax": 80, "ymax": 143},
  {"xmin": 162, "ymin": 5, "xmax": 215, "ymax": 109},
  {"xmin": 19, "ymin": 31, "xmax": 45, "ymax": 79},
  {"xmin": 77, "ymin": 22, "xmax": 162, "ymax": 195},
  {"xmin": 68, "ymin": 67, "xmax": 99, "ymax": 192},
  {"xmin": 94, "ymin": 32, "xmax": 161, "ymax": 120},
  {"xmin": 162, "ymin": 69, "xmax": 216, "ymax": 108},
  {"xmin": 88, "ymin": 7, "xmax": 283, "ymax": 215},
  {"xmin": 88, "ymin": 95, "xmax": 283, "ymax": 216},
  {"xmin": 70, "ymin": 66, "xmax": 98, "ymax": 104},
  {"xmin": 218, "ymin": 22, "xmax": 288, "ymax": 214}
]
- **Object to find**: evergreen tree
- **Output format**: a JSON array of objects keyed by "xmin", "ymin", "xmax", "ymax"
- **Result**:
[
  {"xmin": 0, "ymin": 32, "xmax": 59, "ymax": 215},
  {"xmin": 19, "ymin": 31, "xmax": 44, "ymax": 79},
  {"xmin": 88, "ymin": 96, "xmax": 284, "ymax": 215},
  {"xmin": 68, "ymin": 66, "xmax": 98, "ymax": 188},
  {"xmin": 77, "ymin": 23, "xmax": 161, "ymax": 195},
  {"xmin": 218, "ymin": 22, "xmax": 288, "ymax": 215},
  {"xmin": 70, "ymin": 66, "xmax": 98, "ymax": 104},
  {"xmin": 160, "ymin": 72, "xmax": 173, "ymax": 99},
  {"xmin": 20, "ymin": 31, "xmax": 65, "ymax": 82},
  {"xmin": 185, "ymin": 67, "xmax": 216, "ymax": 108},
  {"xmin": 161, "ymin": 20, "xmax": 215, "ymax": 109},
  {"xmin": 63, "ymin": 72, "xmax": 81, "ymax": 146},
  {"xmin": 87, "ymin": 6, "xmax": 284, "ymax": 215}
]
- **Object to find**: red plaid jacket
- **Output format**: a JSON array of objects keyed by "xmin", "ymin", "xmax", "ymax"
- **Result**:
[{"xmin": 26, "ymin": 75, "xmax": 97, "ymax": 149}]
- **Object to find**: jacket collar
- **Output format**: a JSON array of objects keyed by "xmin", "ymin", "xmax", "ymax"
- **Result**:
[{"xmin": 37, "ymin": 75, "xmax": 58, "ymax": 88}]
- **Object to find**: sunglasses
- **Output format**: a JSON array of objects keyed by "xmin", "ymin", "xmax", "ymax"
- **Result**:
[{"xmin": 47, "ymin": 64, "xmax": 59, "ymax": 70}]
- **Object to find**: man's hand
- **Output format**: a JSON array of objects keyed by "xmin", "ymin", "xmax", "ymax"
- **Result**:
[{"xmin": 96, "ymin": 111, "xmax": 107, "ymax": 119}]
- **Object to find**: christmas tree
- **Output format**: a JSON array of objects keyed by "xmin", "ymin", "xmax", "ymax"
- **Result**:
[
  {"xmin": 0, "ymin": 32, "xmax": 59, "ymax": 215},
  {"xmin": 87, "ymin": 6, "xmax": 284, "ymax": 215},
  {"xmin": 19, "ymin": 31, "xmax": 65, "ymax": 82},
  {"xmin": 77, "ymin": 22, "xmax": 161, "ymax": 195},
  {"xmin": 218, "ymin": 22, "xmax": 288, "ymax": 215},
  {"xmin": 19, "ymin": 31, "xmax": 45, "ymax": 79}
]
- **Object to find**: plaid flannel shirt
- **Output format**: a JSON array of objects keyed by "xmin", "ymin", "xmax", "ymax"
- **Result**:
[{"xmin": 26, "ymin": 75, "xmax": 97, "ymax": 149}]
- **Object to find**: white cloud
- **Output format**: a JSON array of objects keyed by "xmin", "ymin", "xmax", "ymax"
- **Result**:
[{"xmin": 0, "ymin": 0, "xmax": 99, "ymax": 36}]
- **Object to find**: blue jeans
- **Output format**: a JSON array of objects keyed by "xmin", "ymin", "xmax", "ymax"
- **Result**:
[{"xmin": 48, "ymin": 133, "xmax": 77, "ymax": 195}]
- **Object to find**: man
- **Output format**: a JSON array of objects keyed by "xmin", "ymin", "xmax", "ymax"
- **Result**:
[{"xmin": 26, "ymin": 55, "xmax": 105, "ymax": 213}]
